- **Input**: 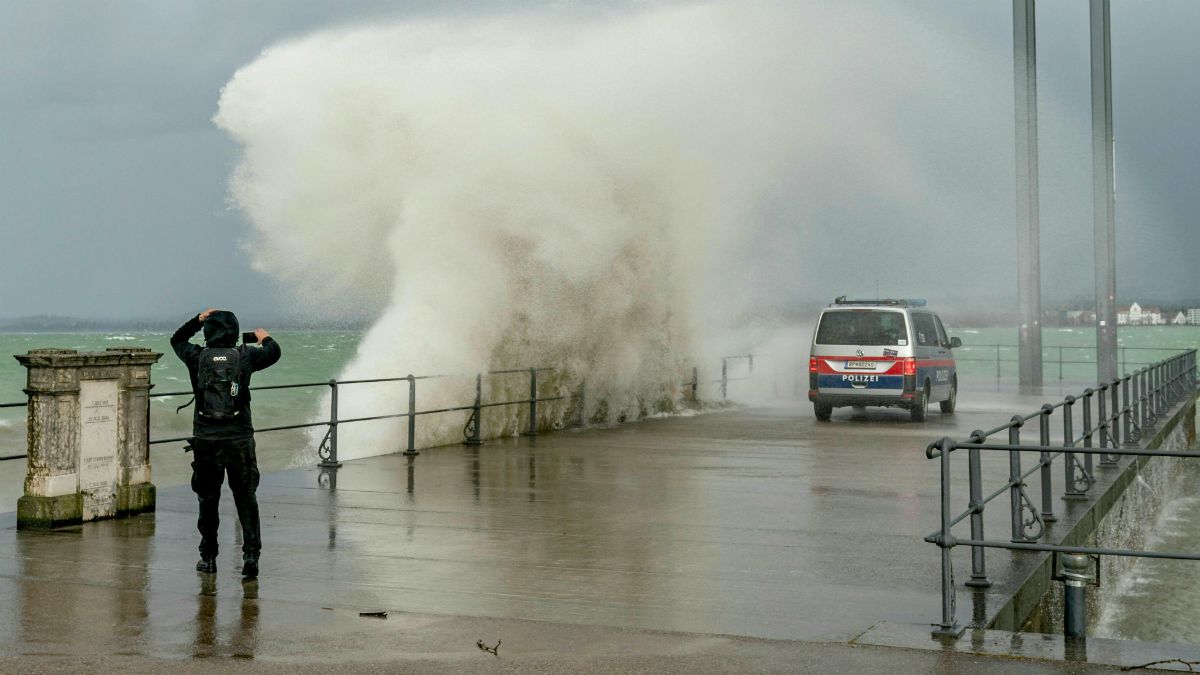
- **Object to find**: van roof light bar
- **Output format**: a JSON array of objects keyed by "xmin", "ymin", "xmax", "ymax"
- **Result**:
[{"xmin": 832, "ymin": 296, "xmax": 927, "ymax": 308}]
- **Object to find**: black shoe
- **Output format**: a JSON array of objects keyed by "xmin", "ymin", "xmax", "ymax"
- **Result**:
[
  {"xmin": 196, "ymin": 557, "xmax": 216, "ymax": 574},
  {"xmin": 241, "ymin": 555, "xmax": 259, "ymax": 578}
]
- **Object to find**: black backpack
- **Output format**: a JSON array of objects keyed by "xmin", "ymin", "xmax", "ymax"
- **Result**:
[{"xmin": 196, "ymin": 347, "xmax": 243, "ymax": 420}]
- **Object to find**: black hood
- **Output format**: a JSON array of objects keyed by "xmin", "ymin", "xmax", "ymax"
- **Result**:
[{"xmin": 203, "ymin": 310, "xmax": 240, "ymax": 348}]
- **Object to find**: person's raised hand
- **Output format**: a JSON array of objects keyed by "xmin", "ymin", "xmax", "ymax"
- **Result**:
[
  {"xmin": 198, "ymin": 308, "xmax": 219, "ymax": 322},
  {"xmin": 254, "ymin": 328, "xmax": 270, "ymax": 342}
]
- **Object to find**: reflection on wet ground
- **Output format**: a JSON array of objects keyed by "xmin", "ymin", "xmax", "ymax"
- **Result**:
[{"xmin": 0, "ymin": 394, "xmax": 1182, "ymax": 667}]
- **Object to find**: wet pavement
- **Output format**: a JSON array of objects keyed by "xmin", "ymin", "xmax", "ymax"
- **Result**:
[{"xmin": 0, "ymin": 389, "xmax": 1193, "ymax": 671}]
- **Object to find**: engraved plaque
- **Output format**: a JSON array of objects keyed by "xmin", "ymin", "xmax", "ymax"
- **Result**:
[{"xmin": 79, "ymin": 380, "xmax": 119, "ymax": 520}]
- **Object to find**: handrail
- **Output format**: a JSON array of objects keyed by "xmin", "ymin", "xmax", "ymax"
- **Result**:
[
  {"xmin": 926, "ymin": 348, "xmax": 1199, "ymax": 638},
  {"xmin": 955, "ymin": 343, "xmax": 1187, "ymax": 381},
  {"xmin": 2, "ymin": 352, "xmax": 758, "ymax": 464}
]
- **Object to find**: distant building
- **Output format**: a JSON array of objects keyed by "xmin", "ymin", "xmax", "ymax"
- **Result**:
[
  {"xmin": 1142, "ymin": 306, "xmax": 1165, "ymax": 325},
  {"xmin": 1065, "ymin": 309, "xmax": 1095, "ymax": 326},
  {"xmin": 1189, "ymin": 308, "xmax": 1200, "ymax": 325},
  {"xmin": 1117, "ymin": 302, "xmax": 1141, "ymax": 326},
  {"xmin": 1172, "ymin": 311, "xmax": 1188, "ymax": 325}
]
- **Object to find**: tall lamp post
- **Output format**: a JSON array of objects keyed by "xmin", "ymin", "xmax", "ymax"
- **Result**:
[
  {"xmin": 1014, "ymin": 0, "xmax": 1043, "ymax": 393},
  {"xmin": 1090, "ymin": 0, "xmax": 1118, "ymax": 382}
]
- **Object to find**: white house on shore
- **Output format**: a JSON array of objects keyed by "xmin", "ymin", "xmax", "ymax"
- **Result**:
[{"xmin": 1117, "ymin": 302, "xmax": 1167, "ymax": 326}]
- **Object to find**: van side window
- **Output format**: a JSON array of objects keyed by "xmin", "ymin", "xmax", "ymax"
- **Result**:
[
  {"xmin": 913, "ymin": 313, "xmax": 939, "ymax": 347},
  {"xmin": 933, "ymin": 315, "xmax": 950, "ymax": 348}
]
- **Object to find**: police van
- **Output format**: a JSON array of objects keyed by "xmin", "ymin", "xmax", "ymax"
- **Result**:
[{"xmin": 808, "ymin": 297, "xmax": 961, "ymax": 422}]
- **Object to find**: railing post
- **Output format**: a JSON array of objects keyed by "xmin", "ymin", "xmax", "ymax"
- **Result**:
[
  {"xmin": 933, "ymin": 437, "xmax": 963, "ymax": 638},
  {"xmin": 576, "ymin": 379, "xmax": 587, "ymax": 427},
  {"xmin": 464, "ymin": 373, "xmax": 484, "ymax": 446},
  {"xmin": 319, "ymin": 379, "xmax": 342, "ymax": 468},
  {"xmin": 1059, "ymin": 346, "xmax": 1063, "ymax": 381},
  {"xmin": 1130, "ymin": 371, "xmax": 1141, "ymax": 440},
  {"xmin": 1121, "ymin": 376, "xmax": 1132, "ymax": 445},
  {"xmin": 1039, "ymin": 406, "xmax": 1055, "ymax": 522},
  {"xmin": 1082, "ymin": 389, "xmax": 1095, "ymax": 477},
  {"xmin": 996, "ymin": 345, "xmax": 1002, "ymax": 381},
  {"xmin": 1009, "ymin": 418, "xmax": 1025, "ymax": 542},
  {"xmin": 1097, "ymin": 384, "xmax": 1116, "ymax": 467},
  {"xmin": 404, "ymin": 375, "xmax": 419, "ymax": 456},
  {"xmin": 966, "ymin": 432, "xmax": 990, "ymax": 588},
  {"xmin": 531, "ymin": 367, "xmax": 540, "ymax": 434},
  {"xmin": 721, "ymin": 359, "xmax": 728, "ymax": 400},
  {"xmin": 1063, "ymin": 396, "xmax": 1085, "ymax": 500},
  {"xmin": 1109, "ymin": 380, "xmax": 1121, "ymax": 448},
  {"xmin": 1142, "ymin": 368, "xmax": 1155, "ymax": 427}
]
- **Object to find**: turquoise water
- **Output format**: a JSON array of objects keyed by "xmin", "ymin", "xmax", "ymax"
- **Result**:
[
  {"xmin": 950, "ymin": 325, "xmax": 1200, "ymax": 382},
  {"xmin": 0, "ymin": 331, "xmax": 362, "ymax": 468}
]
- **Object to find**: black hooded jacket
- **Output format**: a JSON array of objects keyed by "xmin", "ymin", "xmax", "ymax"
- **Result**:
[{"xmin": 171, "ymin": 310, "xmax": 281, "ymax": 441}]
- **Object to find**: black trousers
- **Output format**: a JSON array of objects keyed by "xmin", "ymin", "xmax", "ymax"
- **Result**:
[{"xmin": 190, "ymin": 436, "xmax": 261, "ymax": 559}]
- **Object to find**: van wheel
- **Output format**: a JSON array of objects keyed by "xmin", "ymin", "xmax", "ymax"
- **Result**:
[
  {"xmin": 940, "ymin": 378, "xmax": 957, "ymax": 414},
  {"xmin": 910, "ymin": 384, "xmax": 928, "ymax": 422},
  {"xmin": 814, "ymin": 401, "xmax": 832, "ymax": 421}
]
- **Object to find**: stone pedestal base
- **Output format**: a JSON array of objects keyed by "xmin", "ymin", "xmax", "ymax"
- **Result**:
[
  {"xmin": 116, "ymin": 482, "xmax": 156, "ymax": 517},
  {"xmin": 17, "ymin": 493, "xmax": 83, "ymax": 530}
]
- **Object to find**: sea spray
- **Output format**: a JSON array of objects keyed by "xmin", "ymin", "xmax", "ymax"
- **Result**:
[{"xmin": 214, "ymin": 2, "xmax": 1023, "ymax": 459}]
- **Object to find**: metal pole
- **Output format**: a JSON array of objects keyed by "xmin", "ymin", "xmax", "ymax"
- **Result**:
[
  {"xmin": 405, "ymin": 375, "xmax": 418, "ymax": 456},
  {"xmin": 1109, "ymin": 381, "xmax": 1121, "ymax": 448},
  {"xmin": 1063, "ymin": 396, "xmax": 1085, "ymax": 499},
  {"xmin": 319, "ymin": 379, "xmax": 342, "ymax": 468},
  {"xmin": 1098, "ymin": 384, "xmax": 1116, "ymax": 466},
  {"xmin": 967, "ymin": 433, "xmax": 991, "ymax": 587},
  {"xmin": 1009, "ymin": 419, "xmax": 1025, "ymax": 542},
  {"xmin": 692, "ymin": 366, "xmax": 699, "ymax": 402},
  {"xmin": 1090, "ymin": 0, "xmax": 1118, "ymax": 383},
  {"xmin": 576, "ymin": 379, "xmax": 587, "ymax": 427},
  {"xmin": 1061, "ymin": 553, "xmax": 1094, "ymax": 638},
  {"xmin": 1122, "ymin": 376, "xmax": 1132, "ymax": 445},
  {"xmin": 721, "ymin": 359, "xmax": 728, "ymax": 400},
  {"xmin": 531, "ymin": 367, "xmax": 540, "ymax": 435},
  {"xmin": 934, "ymin": 438, "xmax": 963, "ymax": 638},
  {"xmin": 464, "ymin": 373, "xmax": 483, "ymax": 446},
  {"xmin": 1039, "ymin": 406, "xmax": 1055, "ymax": 522},
  {"xmin": 1082, "ymin": 390, "xmax": 1094, "ymax": 479},
  {"xmin": 1014, "ymin": 0, "xmax": 1043, "ymax": 394}
]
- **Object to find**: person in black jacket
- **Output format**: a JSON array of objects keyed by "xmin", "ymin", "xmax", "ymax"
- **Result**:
[{"xmin": 171, "ymin": 308, "xmax": 281, "ymax": 577}]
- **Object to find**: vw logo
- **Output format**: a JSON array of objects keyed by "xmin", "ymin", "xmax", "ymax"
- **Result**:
[{"xmin": 856, "ymin": 349, "xmax": 864, "ymax": 357}]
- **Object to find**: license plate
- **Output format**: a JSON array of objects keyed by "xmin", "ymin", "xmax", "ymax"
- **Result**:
[{"xmin": 844, "ymin": 360, "xmax": 875, "ymax": 370}]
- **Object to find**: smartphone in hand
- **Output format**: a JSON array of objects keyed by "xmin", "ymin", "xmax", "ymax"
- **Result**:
[{"xmin": 242, "ymin": 331, "xmax": 259, "ymax": 345}]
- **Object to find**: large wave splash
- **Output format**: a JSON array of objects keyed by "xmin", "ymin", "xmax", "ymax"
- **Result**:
[
  {"xmin": 214, "ymin": 3, "xmax": 811, "ymax": 458},
  {"xmin": 214, "ymin": 1, "xmax": 1021, "ymax": 459}
]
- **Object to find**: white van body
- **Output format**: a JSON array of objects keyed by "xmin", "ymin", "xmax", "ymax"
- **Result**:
[{"xmin": 808, "ymin": 298, "xmax": 960, "ymax": 421}]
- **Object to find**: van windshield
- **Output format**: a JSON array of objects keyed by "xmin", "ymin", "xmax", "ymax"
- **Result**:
[{"xmin": 816, "ymin": 310, "xmax": 908, "ymax": 346}]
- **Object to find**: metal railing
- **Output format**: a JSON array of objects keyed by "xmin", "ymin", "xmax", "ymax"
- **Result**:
[
  {"xmin": 145, "ymin": 368, "xmax": 570, "ymax": 467},
  {"xmin": 926, "ymin": 348, "xmax": 1199, "ymax": 638},
  {"xmin": 2, "ymin": 354, "xmax": 759, "ymax": 465},
  {"xmin": 956, "ymin": 344, "xmax": 1183, "ymax": 380}
]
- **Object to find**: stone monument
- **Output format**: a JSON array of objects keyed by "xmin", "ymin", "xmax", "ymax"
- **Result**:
[{"xmin": 14, "ymin": 347, "xmax": 162, "ymax": 529}]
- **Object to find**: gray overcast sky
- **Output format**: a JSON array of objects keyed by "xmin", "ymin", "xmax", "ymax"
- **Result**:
[{"xmin": 1, "ymin": 0, "xmax": 1198, "ymax": 321}]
